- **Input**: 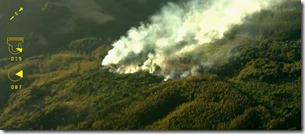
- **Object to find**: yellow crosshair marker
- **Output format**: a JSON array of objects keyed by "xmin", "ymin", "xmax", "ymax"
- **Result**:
[{"xmin": 9, "ymin": 7, "xmax": 24, "ymax": 21}]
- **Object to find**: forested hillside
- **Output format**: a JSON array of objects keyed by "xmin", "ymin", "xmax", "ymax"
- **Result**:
[{"xmin": 0, "ymin": 0, "xmax": 301, "ymax": 130}]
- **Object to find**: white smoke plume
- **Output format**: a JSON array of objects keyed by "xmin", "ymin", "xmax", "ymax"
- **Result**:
[{"xmin": 102, "ymin": 0, "xmax": 283, "ymax": 80}]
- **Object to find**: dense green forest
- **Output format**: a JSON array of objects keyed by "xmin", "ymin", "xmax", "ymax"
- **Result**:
[{"xmin": 0, "ymin": 0, "xmax": 302, "ymax": 130}]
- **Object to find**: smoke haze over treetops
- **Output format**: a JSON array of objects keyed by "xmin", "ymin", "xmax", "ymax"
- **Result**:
[{"xmin": 102, "ymin": 0, "xmax": 284, "ymax": 80}]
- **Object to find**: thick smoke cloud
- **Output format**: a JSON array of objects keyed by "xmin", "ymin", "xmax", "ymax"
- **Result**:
[{"xmin": 102, "ymin": 0, "xmax": 283, "ymax": 80}]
